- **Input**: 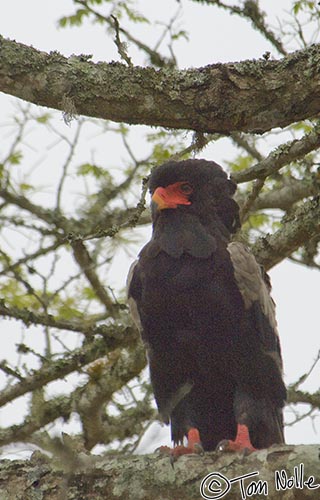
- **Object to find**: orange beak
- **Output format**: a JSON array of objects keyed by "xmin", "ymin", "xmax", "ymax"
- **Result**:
[{"xmin": 152, "ymin": 185, "xmax": 192, "ymax": 210}]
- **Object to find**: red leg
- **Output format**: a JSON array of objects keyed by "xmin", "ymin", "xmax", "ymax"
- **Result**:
[
  {"xmin": 217, "ymin": 424, "xmax": 256, "ymax": 453},
  {"xmin": 158, "ymin": 427, "xmax": 204, "ymax": 460}
]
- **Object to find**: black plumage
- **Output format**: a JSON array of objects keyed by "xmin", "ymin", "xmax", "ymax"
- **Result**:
[{"xmin": 127, "ymin": 159, "xmax": 286, "ymax": 454}]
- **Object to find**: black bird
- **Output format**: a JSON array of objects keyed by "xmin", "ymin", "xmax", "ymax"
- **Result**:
[{"xmin": 127, "ymin": 159, "xmax": 286, "ymax": 457}]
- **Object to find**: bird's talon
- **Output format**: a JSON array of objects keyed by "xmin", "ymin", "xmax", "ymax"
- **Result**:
[
  {"xmin": 216, "ymin": 439, "xmax": 229, "ymax": 452},
  {"xmin": 156, "ymin": 445, "xmax": 172, "ymax": 455},
  {"xmin": 193, "ymin": 442, "xmax": 205, "ymax": 455}
]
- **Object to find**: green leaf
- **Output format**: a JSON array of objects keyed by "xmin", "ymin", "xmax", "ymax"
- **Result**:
[
  {"xmin": 120, "ymin": 3, "xmax": 150, "ymax": 24},
  {"xmin": 8, "ymin": 151, "xmax": 23, "ymax": 165},
  {"xmin": 56, "ymin": 297, "xmax": 83, "ymax": 320},
  {"xmin": 58, "ymin": 9, "xmax": 90, "ymax": 28},
  {"xmin": 19, "ymin": 183, "xmax": 33, "ymax": 192},
  {"xmin": 77, "ymin": 163, "xmax": 107, "ymax": 179},
  {"xmin": 0, "ymin": 280, "xmax": 41, "ymax": 310},
  {"xmin": 293, "ymin": 1, "xmax": 301, "ymax": 15},
  {"xmin": 172, "ymin": 30, "xmax": 189, "ymax": 42},
  {"xmin": 35, "ymin": 113, "xmax": 51, "ymax": 124},
  {"xmin": 226, "ymin": 155, "xmax": 254, "ymax": 173},
  {"xmin": 82, "ymin": 287, "xmax": 97, "ymax": 300}
]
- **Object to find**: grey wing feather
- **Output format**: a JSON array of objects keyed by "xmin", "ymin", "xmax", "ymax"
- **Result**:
[
  {"xmin": 227, "ymin": 241, "xmax": 277, "ymax": 331},
  {"xmin": 126, "ymin": 260, "xmax": 142, "ymax": 331}
]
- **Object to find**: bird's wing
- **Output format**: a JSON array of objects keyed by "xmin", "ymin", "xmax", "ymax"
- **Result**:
[
  {"xmin": 227, "ymin": 241, "xmax": 285, "ymax": 446},
  {"xmin": 126, "ymin": 259, "xmax": 142, "ymax": 332},
  {"xmin": 227, "ymin": 240, "xmax": 283, "ymax": 371},
  {"xmin": 227, "ymin": 241, "xmax": 277, "ymax": 330}
]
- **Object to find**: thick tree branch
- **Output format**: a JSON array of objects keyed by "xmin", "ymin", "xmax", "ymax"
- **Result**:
[
  {"xmin": 253, "ymin": 177, "xmax": 320, "ymax": 211},
  {"xmin": 1, "ymin": 445, "xmax": 319, "ymax": 499},
  {"xmin": 252, "ymin": 197, "xmax": 320, "ymax": 270},
  {"xmin": 2, "ymin": 37, "xmax": 320, "ymax": 133}
]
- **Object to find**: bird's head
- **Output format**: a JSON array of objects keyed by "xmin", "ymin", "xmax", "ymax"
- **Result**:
[{"xmin": 149, "ymin": 159, "xmax": 240, "ymax": 234}]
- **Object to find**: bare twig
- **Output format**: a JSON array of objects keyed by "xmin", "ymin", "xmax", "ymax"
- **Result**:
[
  {"xmin": 289, "ymin": 350, "xmax": 320, "ymax": 391},
  {"xmin": 71, "ymin": 240, "xmax": 117, "ymax": 314},
  {"xmin": 110, "ymin": 15, "xmax": 133, "ymax": 67},
  {"xmin": 190, "ymin": 0, "xmax": 287, "ymax": 55},
  {"xmin": 239, "ymin": 178, "xmax": 265, "ymax": 222}
]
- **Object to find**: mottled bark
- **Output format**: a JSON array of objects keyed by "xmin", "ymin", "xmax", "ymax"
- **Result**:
[
  {"xmin": 1, "ymin": 36, "xmax": 320, "ymax": 134},
  {"xmin": 1, "ymin": 445, "xmax": 319, "ymax": 499},
  {"xmin": 252, "ymin": 196, "xmax": 320, "ymax": 270}
]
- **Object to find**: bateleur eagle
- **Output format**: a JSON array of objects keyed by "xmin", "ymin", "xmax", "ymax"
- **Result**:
[{"xmin": 127, "ymin": 159, "xmax": 286, "ymax": 457}]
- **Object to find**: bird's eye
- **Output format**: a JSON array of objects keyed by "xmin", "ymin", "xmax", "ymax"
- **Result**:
[{"xmin": 179, "ymin": 183, "xmax": 193, "ymax": 194}]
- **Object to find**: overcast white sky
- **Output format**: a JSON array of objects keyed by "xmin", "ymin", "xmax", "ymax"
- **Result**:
[{"xmin": 0, "ymin": 0, "xmax": 319, "ymax": 453}]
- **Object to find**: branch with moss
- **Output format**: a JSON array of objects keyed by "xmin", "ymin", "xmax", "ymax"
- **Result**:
[
  {"xmin": 0, "ymin": 301, "xmax": 129, "ymax": 335},
  {"xmin": 1, "ymin": 444, "xmax": 320, "ymax": 500},
  {"xmin": 253, "ymin": 176, "xmax": 320, "ymax": 211},
  {"xmin": 2, "ymin": 37, "xmax": 320, "ymax": 133},
  {"xmin": 252, "ymin": 196, "xmax": 320, "ymax": 270},
  {"xmin": 76, "ymin": 344, "xmax": 146, "ymax": 449},
  {"xmin": 0, "ymin": 345, "xmax": 148, "ymax": 451},
  {"xmin": 231, "ymin": 123, "xmax": 320, "ymax": 183},
  {"xmin": 0, "ymin": 328, "xmax": 139, "ymax": 408},
  {"xmin": 0, "ymin": 396, "xmax": 72, "ymax": 447}
]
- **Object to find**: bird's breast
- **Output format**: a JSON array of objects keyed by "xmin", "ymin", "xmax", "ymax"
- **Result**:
[{"xmin": 139, "ymin": 251, "xmax": 245, "ymax": 352}]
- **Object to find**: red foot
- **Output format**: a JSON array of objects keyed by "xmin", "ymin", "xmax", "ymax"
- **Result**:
[
  {"xmin": 217, "ymin": 424, "xmax": 256, "ymax": 454},
  {"xmin": 158, "ymin": 428, "xmax": 204, "ymax": 462}
]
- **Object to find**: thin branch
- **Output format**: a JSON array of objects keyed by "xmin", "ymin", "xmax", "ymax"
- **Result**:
[
  {"xmin": 56, "ymin": 120, "xmax": 84, "ymax": 211},
  {"xmin": 0, "ymin": 301, "xmax": 137, "ymax": 340},
  {"xmin": 239, "ymin": 178, "xmax": 265, "ymax": 222},
  {"xmin": 287, "ymin": 387, "xmax": 320, "ymax": 410},
  {"xmin": 0, "ymin": 396, "xmax": 73, "ymax": 447},
  {"xmin": 285, "ymin": 406, "xmax": 316, "ymax": 427},
  {"xmin": 232, "ymin": 123, "xmax": 320, "ymax": 183},
  {"xmin": 71, "ymin": 240, "xmax": 117, "ymax": 314},
  {"xmin": 73, "ymin": 0, "xmax": 169, "ymax": 67},
  {"xmin": 76, "ymin": 344, "xmax": 146, "ymax": 449},
  {"xmin": 289, "ymin": 350, "xmax": 320, "ymax": 391},
  {"xmin": 0, "ymin": 188, "xmax": 74, "ymax": 232},
  {"xmin": 110, "ymin": 15, "xmax": 133, "ymax": 67},
  {"xmin": 230, "ymin": 132, "xmax": 263, "ymax": 161},
  {"xmin": 80, "ymin": 177, "xmax": 149, "ymax": 241},
  {"xmin": 1, "ymin": 103, "xmax": 31, "ymax": 189},
  {"xmin": 0, "ymin": 333, "xmax": 139, "ymax": 409},
  {"xmin": 0, "ymin": 361, "xmax": 24, "ymax": 381},
  {"xmin": 0, "ymin": 240, "xmax": 63, "ymax": 276},
  {"xmin": 189, "ymin": 0, "xmax": 287, "ymax": 55}
]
